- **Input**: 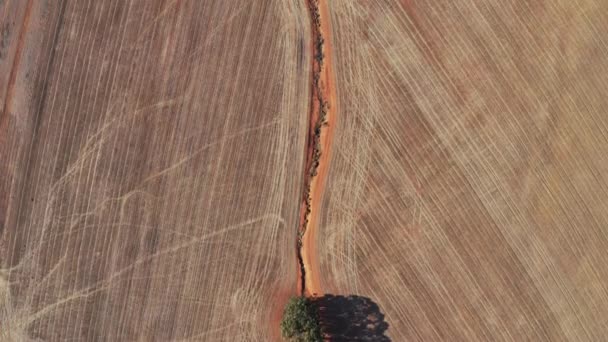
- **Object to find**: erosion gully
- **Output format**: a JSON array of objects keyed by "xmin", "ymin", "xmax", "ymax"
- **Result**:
[{"xmin": 297, "ymin": 0, "xmax": 337, "ymax": 298}]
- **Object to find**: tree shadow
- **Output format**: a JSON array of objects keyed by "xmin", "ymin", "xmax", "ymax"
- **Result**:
[{"xmin": 313, "ymin": 294, "xmax": 391, "ymax": 341}]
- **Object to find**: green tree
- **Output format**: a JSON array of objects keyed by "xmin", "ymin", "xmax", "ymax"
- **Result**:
[{"xmin": 280, "ymin": 296, "xmax": 322, "ymax": 342}]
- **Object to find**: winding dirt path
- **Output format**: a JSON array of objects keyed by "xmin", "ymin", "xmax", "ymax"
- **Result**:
[{"xmin": 297, "ymin": 0, "xmax": 337, "ymax": 298}]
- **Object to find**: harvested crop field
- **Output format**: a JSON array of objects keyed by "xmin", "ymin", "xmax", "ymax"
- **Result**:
[
  {"xmin": 2, "ymin": 0, "xmax": 608, "ymax": 341},
  {"xmin": 318, "ymin": 0, "xmax": 608, "ymax": 341},
  {"xmin": 1, "ymin": 0, "xmax": 310, "ymax": 340}
]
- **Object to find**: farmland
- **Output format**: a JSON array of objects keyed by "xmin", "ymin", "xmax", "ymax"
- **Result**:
[
  {"xmin": 318, "ymin": 0, "xmax": 608, "ymax": 340},
  {"xmin": 1, "ymin": 0, "xmax": 310, "ymax": 340},
  {"xmin": 2, "ymin": 0, "xmax": 608, "ymax": 341}
]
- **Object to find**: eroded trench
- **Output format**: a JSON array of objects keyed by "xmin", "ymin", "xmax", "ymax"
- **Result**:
[{"xmin": 296, "ymin": 0, "xmax": 337, "ymax": 297}]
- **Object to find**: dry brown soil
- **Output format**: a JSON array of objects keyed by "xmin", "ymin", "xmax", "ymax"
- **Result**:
[
  {"xmin": 1, "ymin": 1, "xmax": 310, "ymax": 340},
  {"xmin": 320, "ymin": 0, "xmax": 608, "ymax": 340},
  {"xmin": 3, "ymin": 0, "xmax": 608, "ymax": 341}
]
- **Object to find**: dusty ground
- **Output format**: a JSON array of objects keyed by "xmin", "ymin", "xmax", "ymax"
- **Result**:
[
  {"xmin": 319, "ymin": 0, "xmax": 608, "ymax": 340},
  {"xmin": 0, "ymin": 0, "xmax": 310, "ymax": 340}
]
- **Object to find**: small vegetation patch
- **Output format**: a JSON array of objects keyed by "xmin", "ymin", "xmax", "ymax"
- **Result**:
[{"xmin": 280, "ymin": 296, "xmax": 322, "ymax": 342}]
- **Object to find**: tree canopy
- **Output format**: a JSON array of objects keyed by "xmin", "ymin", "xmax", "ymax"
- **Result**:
[{"xmin": 280, "ymin": 296, "xmax": 322, "ymax": 342}]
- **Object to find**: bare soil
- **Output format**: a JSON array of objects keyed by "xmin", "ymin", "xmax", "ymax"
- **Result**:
[
  {"xmin": 320, "ymin": 0, "xmax": 608, "ymax": 340},
  {"xmin": 300, "ymin": 0, "xmax": 338, "ymax": 296},
  {"xmin": 0, "ymin": 1, "xmax": 310, "ymax": 340},
  {"xmin": 3, "ymin": 0, "xmax": 608, "ymax": 341}
]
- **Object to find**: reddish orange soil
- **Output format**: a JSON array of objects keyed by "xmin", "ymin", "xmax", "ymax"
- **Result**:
[
  {"xmin": 298, "ymin": 0, "xmax": 337, "ymax": 298},
  {"xmin": 269, "ymin": 286, "xmax": 292, "ymax": 341}
]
